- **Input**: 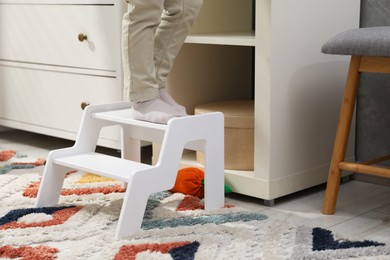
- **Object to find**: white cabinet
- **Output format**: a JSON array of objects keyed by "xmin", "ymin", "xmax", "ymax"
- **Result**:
[
  {"xmin": 0, "ymin": 0, "xmax": 125, "ymax": 148},
  {"xmin": 168, "ymin": 0, "xmax": 361, "ymax": 202}
]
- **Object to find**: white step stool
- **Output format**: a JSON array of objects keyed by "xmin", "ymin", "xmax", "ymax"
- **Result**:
[{"xmin": 35, "ymin": 102, "xmax": 225, "ymax": 239}]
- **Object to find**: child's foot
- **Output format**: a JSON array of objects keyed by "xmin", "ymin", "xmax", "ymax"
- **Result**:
[
  {"xmin": 159, "ymin": 89, "xmax": 187, "ymax": 115},
  {"xmin": 132, "ymin": 98, "xmax": 185, "ymax": 124}
]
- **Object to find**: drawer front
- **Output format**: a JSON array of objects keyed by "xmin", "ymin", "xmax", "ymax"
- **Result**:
[
  {"xmin": 0, "ymin": 5, "xmax": 117, "ymax": 71},
  {"xmin": 0, "ymin": 65, "xmax": 121, "ymax": 136}
]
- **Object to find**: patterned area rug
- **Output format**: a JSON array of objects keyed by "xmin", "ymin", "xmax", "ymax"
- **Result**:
[{"xmin": 1, "ymin": 150, "xmax": 390, "ymax": 259}]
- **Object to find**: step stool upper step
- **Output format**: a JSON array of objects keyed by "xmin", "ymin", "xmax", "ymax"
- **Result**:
[
  {"xmin": 92, "ymin": 108, "xmax": 167, "ymax": 130},
  {"xmin": 54, "ymin": 152, "xmax": 153, "ymax": 182}
]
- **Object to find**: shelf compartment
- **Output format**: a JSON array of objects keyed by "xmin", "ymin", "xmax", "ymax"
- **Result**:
[{"xmin": 190, "ymin": 0, "xmax": 254, "ymax": 39}]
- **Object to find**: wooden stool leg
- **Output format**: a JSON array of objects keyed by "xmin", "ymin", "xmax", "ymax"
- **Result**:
[{"xmin": 322, "ymin": 56, "xmax": 361, "ymax": 215}]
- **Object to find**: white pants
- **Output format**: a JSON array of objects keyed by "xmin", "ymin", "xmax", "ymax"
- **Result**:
[{"xmin": 122, "ymin": 0, "xmax": 202, "ymax": 102}]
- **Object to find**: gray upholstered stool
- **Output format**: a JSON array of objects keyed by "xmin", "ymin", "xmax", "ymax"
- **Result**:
[{"xmin": 321, "ymin": 26, "xmax": 390, "ymax": 215}]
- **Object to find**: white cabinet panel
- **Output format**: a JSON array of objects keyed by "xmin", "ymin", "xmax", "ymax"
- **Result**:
[
  {"xmin": 0, "ymin": 4, "xmax": 116, "ymax": 71},
  {"xmin": 0, "ymin": 2, "xmax": 123, "ymax": 148},
  {"xmin": 0, "ymin": 65, "xmax": 120, "ymax": 133}
]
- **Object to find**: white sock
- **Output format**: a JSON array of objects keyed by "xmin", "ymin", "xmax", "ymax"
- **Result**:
[
  {"xmin": 159, "ymin": 89, "xmax": 187, "ymax": 115},
  {"xmin": 132, "ymin": 98, "xmax": 185, "ymax": 124}
]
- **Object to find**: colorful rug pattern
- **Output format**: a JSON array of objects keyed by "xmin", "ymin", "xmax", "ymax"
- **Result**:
[
  {"xmin": 0, "ymin": 151, "xmax": 390, "ymax": 259},
  {"xmin": 0, "ymin": 150, "xmax": 45, "ymax": 175}
]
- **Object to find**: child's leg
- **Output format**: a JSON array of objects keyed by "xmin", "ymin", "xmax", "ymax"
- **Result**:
[
  {"xmin": 122, "ymin": 0, "xmax": 164, "ymax": 103},
  {"xmin": 123, "ymin": 0, "xmax": 186, "ymax": 124},
  {"xmin": 154, "ymin": 0, "xmax": 203, "ymax": 110}
]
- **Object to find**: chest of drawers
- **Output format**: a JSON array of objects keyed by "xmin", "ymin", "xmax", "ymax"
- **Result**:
[{"xmin": 0, "ymin": 0, "xmax": 125, "ymax": 148}]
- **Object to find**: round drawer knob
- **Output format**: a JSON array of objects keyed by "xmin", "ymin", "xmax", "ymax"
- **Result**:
[
  {"xmin": 81, "ymin": 102, "xmax": 90, "ymax": 110},
  {"xmin": 78, "ymin": 33, "xmax": 88, "ymax": 42}
]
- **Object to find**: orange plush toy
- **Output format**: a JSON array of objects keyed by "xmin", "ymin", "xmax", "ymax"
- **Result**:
[
  {"xmin": 170, "ymin": 167, "xmax": 232, "ymax": 198},
  {"xmin": 170, "ymin": 167, "xmax": 205, "ymax": 198}
]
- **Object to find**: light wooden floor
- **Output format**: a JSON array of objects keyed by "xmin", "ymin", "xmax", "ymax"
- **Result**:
[{"xmin": 1, "ymin": 129, "xmax": 389, "ymax": 244}]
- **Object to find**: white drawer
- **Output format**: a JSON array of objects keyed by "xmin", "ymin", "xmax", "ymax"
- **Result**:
[
  {"xmin": 0, "ymin": 4, "xmax": 117, "ymax": 71},
  {"xmin": 0, "ymin": 65, "xmax": 121, "ymax": 135}
]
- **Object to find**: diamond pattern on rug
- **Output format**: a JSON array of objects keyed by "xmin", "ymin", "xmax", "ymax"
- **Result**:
[
  {"xmin": 0, "ymin": 206, "xmax": 81, "ymax": 230},
  {"xmin": 0, "ymin": 204, "xmax": 106, "ymax": 246},
  {"xmin": 176, "ymin": 195, "xmax": 204, "ymax": 211},
  {"xmin": 176, "ymin": 195, "xmax": 234, "ymax": 212},
  {"xmin": 292, "ymin": 226, "xmax": 390, "ymax": 259},
  {"xmin": 76, "ymin": 173, "xmax": 117, "ymax": 183},
  {"xmin": 114, "ymin": 241, "xmax": 199, "ymax": 260},
  {"xmin": 22, "ymin": 171, "xmax": 125, "ymax": 198},
  {"xmin": 312, "ymin": 227, "xmax": 385, "ymax": 251}
]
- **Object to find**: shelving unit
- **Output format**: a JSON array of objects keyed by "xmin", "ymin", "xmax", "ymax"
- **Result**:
[{"xmin": 166, "ymin": 0, "xmax": 361, "ymax": 202}]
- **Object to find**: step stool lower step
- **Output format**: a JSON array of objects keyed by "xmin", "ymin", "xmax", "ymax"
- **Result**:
[{"xmin": 54, "ymin": 153, "xmax": 153, "ymax": 182}]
